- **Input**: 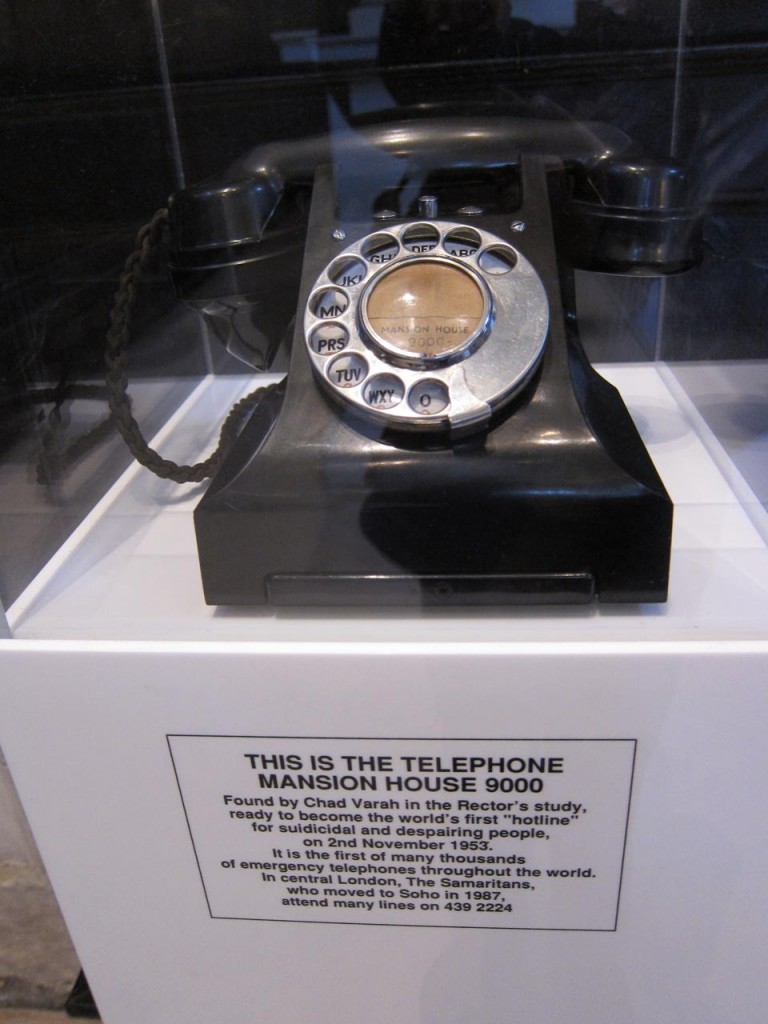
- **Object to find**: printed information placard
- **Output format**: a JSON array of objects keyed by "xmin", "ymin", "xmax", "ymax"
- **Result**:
[{"xmin": 168, "ymin": 736, "xmax": 636, "ymax": 931}]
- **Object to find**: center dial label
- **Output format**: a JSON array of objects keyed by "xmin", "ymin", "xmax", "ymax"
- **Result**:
[{"xmin": 363, "ymin": 261, "xmax": 487, "ymax": 362}]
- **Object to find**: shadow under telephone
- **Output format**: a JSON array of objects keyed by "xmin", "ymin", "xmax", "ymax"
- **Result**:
[{"xmin": 107, "ymin": 114, "xmax": 701, "ymax": 607}]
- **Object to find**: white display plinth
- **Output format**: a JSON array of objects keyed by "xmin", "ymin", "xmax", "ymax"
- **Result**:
[
  {"xmin": 1, "ymin": 365, "xmax": 767, "ymax": 1024},
  {"xmin": 5, "ymin": 365, "xmax": 768, "ymax": 644}
]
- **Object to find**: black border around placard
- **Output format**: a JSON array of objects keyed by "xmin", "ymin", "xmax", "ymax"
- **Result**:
[{"xmin": 167, "ymin": 735, "xmax": 637, "ymax": 933}]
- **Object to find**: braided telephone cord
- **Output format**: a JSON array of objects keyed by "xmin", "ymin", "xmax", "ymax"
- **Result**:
[{"xmin": 105, "ymin": 208, "xmax": 275, "ymax": 483}]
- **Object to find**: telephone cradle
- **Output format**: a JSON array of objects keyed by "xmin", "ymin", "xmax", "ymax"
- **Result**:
[{"xmin": 161, "ymin": 115, "xmax": 700, "ymax": 607}]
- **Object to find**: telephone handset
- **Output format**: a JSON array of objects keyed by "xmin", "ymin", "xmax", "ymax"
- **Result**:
[{"xmin": 115, "ymin": 114, "xmax": 700, "ymax": 605}]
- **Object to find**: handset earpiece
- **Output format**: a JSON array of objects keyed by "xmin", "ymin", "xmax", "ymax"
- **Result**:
[
  {"xmin": 561, "ymin": 156, "xmax": 702, "ymax": 275},
  {"xmin": 167, "ymin": 168, "xmax": 307, "ymax": 370}
]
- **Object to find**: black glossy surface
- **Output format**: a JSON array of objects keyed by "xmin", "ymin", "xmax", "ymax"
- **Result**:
[{"xmin": 195, "ymin": 158, "xmax": 673, "ymax": 605}]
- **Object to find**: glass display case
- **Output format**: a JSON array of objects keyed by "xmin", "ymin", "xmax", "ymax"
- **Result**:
[
  {"xmin": 0, "ymin": 4, "xmax": 767, "ymax": 1023},
  {"xmin": 0, "ymin": 0, "xmax": 766, "ymax": 628}
]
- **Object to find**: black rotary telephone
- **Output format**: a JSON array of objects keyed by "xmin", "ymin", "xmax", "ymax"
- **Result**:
[{"xmin": 109, "ymin": 113, "xmax": 701, "ymax": 606}]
